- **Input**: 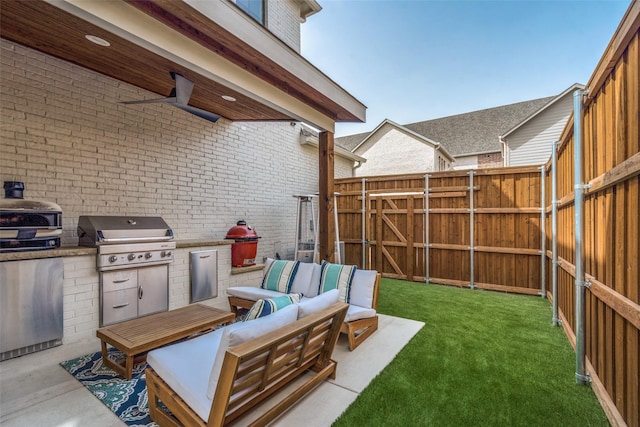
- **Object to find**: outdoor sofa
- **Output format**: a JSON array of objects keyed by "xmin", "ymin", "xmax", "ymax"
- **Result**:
[
  {"xmin": 227, "ymin": 259, "xmax": 381, "ymax": 351},
  {"xmin": 145, "ymin": 296, "xmax": 348, "ymax": 426}
]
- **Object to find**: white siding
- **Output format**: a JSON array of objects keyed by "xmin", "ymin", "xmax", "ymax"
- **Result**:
[
  {"xmin": 505, "ymin": 93, "xmax": 573, "ymax": 166},
  {"xmin": 451, "ymin": 155, "xmax": 479, "ymax": 170},
  {"xmin": 353, "ymin": 124, "xmax": 436, "ymax": 177}
]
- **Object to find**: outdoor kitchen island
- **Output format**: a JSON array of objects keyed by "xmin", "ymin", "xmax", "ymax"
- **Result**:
[{"xmin": 0, "ymin": 238, "xmax": 264, "ymax": 354}]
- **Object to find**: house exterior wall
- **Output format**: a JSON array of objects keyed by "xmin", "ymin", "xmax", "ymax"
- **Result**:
[
  {"xmin": 504, "ymin": 93, "xmax": 573, "ymax": 166},
  {"xmin": 0, "ymin": 40, "xmax": 349, "ymax": 343},
  {"xmin": 477, "ymin": 152, "xmax": 503, "ymax": 168},
  {"xmin": 267, "ymin": 0, "xmax": 302, "ymax": 52},
  {"xmin": 353, "ymin": 125, "xmax": 436, "ymax": 177},
  {"xmin": 451, "ymin": 155, "xmax": 478, "ymax": 170}
]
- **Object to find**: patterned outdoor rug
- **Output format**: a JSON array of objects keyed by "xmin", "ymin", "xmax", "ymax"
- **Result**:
[{"xmin": 60, "ymin": 348, "xmax": 157, "ymax": 427}]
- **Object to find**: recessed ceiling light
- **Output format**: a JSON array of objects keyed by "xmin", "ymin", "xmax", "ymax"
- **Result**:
[
  {"xmin": 85, "ymin": 35, "xmax": 111, "ymax": 47},
  {"xmin": 222, "ymin": 95, "xmax": 236, "ymax": 102}
]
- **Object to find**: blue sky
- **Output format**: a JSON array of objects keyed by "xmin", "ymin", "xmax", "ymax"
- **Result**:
[{"xmin": 300, "ymin": 0, "xmax": 631, "ymax": 137}]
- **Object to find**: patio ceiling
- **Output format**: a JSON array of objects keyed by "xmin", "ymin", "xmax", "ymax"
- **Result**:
[{"xmin": 0, "ymin": 0, "xmax": 366, "ymax": 132}]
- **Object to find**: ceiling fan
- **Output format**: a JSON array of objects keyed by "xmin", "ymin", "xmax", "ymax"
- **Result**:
[{"xmin": 120, "ymin": 72, "xmax": 221, "ymax": 123}]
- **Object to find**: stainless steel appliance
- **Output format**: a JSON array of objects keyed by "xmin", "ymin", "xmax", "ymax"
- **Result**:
[
  {"xmin": 0, "ymin": 258, "xmax": 64, "ymax": 361},
  {"xmin": 190, "ymin": 249, "xmax": 218, "ymax": 303},
  {"xmin": 77, "ymin": 215, "xmax": 175, "ymax": 326},
  {"xmin": 0, "ymin": 199, "xmax": 62, "ymax": 252}
]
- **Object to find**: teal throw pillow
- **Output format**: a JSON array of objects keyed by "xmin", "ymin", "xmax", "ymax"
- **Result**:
[
  {"xmin": 318, "ymin": 261, "xmax": 356, "ymax": 303},
  {"xmin": 244, "ymin": 293, "xmax": 302, "ymax": 321},
  {"xmin": 261, "ymin": 260, "xmax": 300, "ymax": 293}
]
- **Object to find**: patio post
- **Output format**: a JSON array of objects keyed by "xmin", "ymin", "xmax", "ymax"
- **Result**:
[
  {"xmin": 551, "ymin": 140, "xmax": 560, "ymax": 326},
  {"xmin": 540, "ymin": 165, "xmax": 546, "ymax": 298},
  {"xmin": 468, "ymin": 170, "xmax": 475, "ymax": 289},
  {"xmin": 424, "ymin": 174, "xmax": 430, "ymax": 284},
  {"xmin": 319, "ymin": 131, "xmax": 336, "ymax": 263},
  {"xmin": 573, "ymin": 88, "xmax": 590, "ymax": 385},
  {"xmin": 361, "ymin": 178, "xmax": 367, "ymax": 269}
]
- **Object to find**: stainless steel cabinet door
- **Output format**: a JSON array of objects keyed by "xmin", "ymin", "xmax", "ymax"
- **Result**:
[
  {"xmin": 137, "ymin": 265, "xmax": 168, "ymax": 317},
  {"xmin": 0, "ymin": 258, "xmax": 63, "ymax": 354},
  {"xmin": 190, "ymin": 250, "xmax": 218, "ymax": 303}
]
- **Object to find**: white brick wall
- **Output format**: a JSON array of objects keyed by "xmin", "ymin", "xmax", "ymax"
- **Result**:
[
  {"xmin": 354, "ymin": 124, "xmax": 437, "ymax": 176},
  {"xmin": 1, "ymin": 39, "xmax": 351, "ymax": 346},
  {"xmin": 267, "ymin": 0, "xmax": 302, "ymax": 52}
]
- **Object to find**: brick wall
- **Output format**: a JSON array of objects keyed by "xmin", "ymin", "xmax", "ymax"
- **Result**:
[
  {"xmin": 1, "ymin": 39, "xmax": 351, "ymax": 345},
  {"xmin": 477, "ymin": 152, "xmax": 503, "ymax": 168},
  {"xmin": 267, "ymin": 0, "xmax": 301, "ymax": 52}
]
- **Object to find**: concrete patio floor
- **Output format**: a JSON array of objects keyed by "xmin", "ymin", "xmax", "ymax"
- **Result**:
[{"xmin": 1, "ymin": 313, "xmax": 424, "ymax": 427}]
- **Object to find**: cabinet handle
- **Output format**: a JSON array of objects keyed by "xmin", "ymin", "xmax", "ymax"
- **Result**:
[
  {"xmin": 200, "ymin": 255, "xmax": 211, "ymax": 259},
  {"xmin": 139, "ymin": 287, "xmax": 143, "ymax": 299},
  {"xmin": 112, "ymin": 303, "xmax": 129, "ymax": 309},
  {"xmin": 113, "ymin": 279, "xmax": 130, "ymax": 284}
]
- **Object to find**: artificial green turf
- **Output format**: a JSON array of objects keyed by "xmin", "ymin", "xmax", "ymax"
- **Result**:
[{"xmin": 333, "ymin": 279, "xmax": 609, "ymax": 427}]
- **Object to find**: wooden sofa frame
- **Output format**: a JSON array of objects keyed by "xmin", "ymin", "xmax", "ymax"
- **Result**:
[
  {"xmin": 228, "ymin": 273, "xmax": 381, "ymax": 351},
  {"xmin": 146, "ymin": 302, "xmax": 348, "ymax": 427}
]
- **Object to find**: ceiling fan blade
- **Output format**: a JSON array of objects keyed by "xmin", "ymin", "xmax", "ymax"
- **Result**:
[
  {"xmin": 174, "ymin": 104, "xmax": 221, "ymax": 123},
  {"xmin": 120, "ymin": 97, "xmax": 177, "ymax": 105},
  {"xmin": 171, "ymin": 72, "xmax": 194, "ymax": 105}
]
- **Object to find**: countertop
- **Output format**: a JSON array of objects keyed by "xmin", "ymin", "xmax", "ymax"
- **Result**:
[{"xmin": 0, "ymin": 239, "xmax": 232, "ymax": 262}]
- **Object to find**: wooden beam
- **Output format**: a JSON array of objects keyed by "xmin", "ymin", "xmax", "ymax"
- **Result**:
[{"xmin": 319, "ymin": 131, "xmax": 335, "ymax": 263}]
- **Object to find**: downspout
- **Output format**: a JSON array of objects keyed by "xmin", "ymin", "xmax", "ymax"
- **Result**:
[
  {"xmin": 573, "ymin": 88, "xmax": 590, "ymax": 385},
  {"xmin": 499, "ymin": 136, "xmax": 507, "ymax": 167}
]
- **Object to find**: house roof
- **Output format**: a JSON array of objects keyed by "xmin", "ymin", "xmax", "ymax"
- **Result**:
[
  {"xmin": 500, "ymin": 83, "xmax": 584, "ymax": 139},
  {"xmin": 337, "ymin": 97, "xmax": 555, "ymax": 157}
]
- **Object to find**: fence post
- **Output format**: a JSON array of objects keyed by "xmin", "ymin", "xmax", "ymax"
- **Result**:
[
  {"xmin": 424, "ymin": 174, "xmax": 430, "ymax": 284},
  {"xmin": 574, "ymin": 88, "xmax": 590, "ymax": 385},
  {"xmin": 540, "ymin": 165, "xmax": 546, "ymax": 298},
  {"xmin": 469, "ymin": 170, "xmax": 475, "ymax": 290},
  {"xmin": 361, "ymin": 178, "xmax": 367, "ymax": 269},
  {"xmin": 551, "ymin": 141, "xmax": 560, "ymax": 326}
]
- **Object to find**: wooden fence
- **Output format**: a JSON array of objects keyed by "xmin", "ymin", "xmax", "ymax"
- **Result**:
[
  {"xmin": 543, "ymin": 2, "xmax": 639, "ymax": 425},
  {"xmin": 335, "ymin": 166, "xmax": 544, "ymax": 295},
  {"xmin": 336, "ymin": 3, "xmax": 638, "ymax": 425}
]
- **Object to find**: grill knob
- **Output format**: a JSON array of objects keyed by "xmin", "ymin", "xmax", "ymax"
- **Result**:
[
  {"xmin": 127, "ymin": 254, "xmax": 136, "ymax": 261},
  {"xmin": 109, "ymin": 255, "xmax": 118, "ymax": 263},
  {"xmin": 145, "ymin": 252, "xmax": 152, "ymax": 259}
]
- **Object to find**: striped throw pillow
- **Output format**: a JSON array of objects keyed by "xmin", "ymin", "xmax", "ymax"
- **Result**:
[
  {"xmin": 261, "ymin": 260, "xmax": 300, "ymax": 293},
  {"xmin": 244, "ymin": 294, "xmax": 302, "ymax": 321},
  {"xmin": 318, "ymin": 261, "xmax": 357, "ymax": 303}
]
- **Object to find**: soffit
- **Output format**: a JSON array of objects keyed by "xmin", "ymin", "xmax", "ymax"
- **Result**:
[{"xmin": 0, "ymin": 0, "xmax": 365, "ymax": 130}]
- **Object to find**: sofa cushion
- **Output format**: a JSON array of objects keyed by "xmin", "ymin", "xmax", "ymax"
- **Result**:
[
  {"xmin": 344, "ymin": 304, "xmax": 377, "ymax": 322},
  {"xmin": 227, "ymin": 286, "xmax": 284, "ymax": 302},
  {"xmin": 349, "ymin": 269, "xmax": 378, "ymax": 309},
  {"xmin": 207, "ymin": 303, "xmax": 298, "ymax": 399},
  {"xmin": 261, "ymin": 259, "xmax": 300, "ymax": 293},
  {"xmin": 147, "ymin": 327, "xmax": 225, "ymax": 421},
  {"xmin": 290, "ymin": 262, "xmax": 321, "ymax": 296},
  {"xmin": 298, "ymin": 288, "xmax": 339, "ymax": 319},
  {"xmin": 244, "ymin": 293, "xmax": 302, "ymax": 321},
  {"xmin": 318, "ymin": 261, "xmax": 357, "ymax": 303}
]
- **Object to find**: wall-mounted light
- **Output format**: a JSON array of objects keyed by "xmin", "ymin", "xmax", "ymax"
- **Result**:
[
  {"xmin": 85, "ymin": 35, "xmax": 110, "ymax": 47},
  {"xmin": 221, "ymin": 95, "xmax": 236, "ymax": 102}
]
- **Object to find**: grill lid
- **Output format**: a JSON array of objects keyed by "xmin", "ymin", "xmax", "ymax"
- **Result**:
[{"xmin": 77, "ymin": 215, "xmax": 174, "ymax": 246}]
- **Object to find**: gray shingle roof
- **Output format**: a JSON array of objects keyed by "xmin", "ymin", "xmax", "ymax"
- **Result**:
[{"xmin": 336, "ymin": 97, "xmax": 555, "ymax": 157}]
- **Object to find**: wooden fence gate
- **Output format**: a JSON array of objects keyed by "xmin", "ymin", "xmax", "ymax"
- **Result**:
[{"xmin": 335, "ymin": 166, "xmax": 543, "ymax": 295}]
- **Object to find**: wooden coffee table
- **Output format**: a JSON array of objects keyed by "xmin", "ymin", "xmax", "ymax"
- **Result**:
[{"xmin": 96, "ymin": 304, "xmax": 235, "ymax": 379}]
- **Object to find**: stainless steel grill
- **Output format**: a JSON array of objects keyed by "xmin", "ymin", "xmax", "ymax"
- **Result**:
[
  {"xmin": 77, "ymin": 215, "xmax": 175, "ymax": 326},
  {"xmin": 77, "ymin": 215, "xmax": 175, "ymax": 271}
]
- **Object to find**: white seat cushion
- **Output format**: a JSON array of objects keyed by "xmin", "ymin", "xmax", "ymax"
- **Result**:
[
  {"xmin": 227, "ymin": 286, "xmax": 284, "ymax": 301},
  {"xmin": 207, "ymin": 303, "xmax": 298, "ymax": 399},
  {"xmin": 147, "ymin": 328, "xmax": 223, "ymax": 421},
  {"xmin": 298, "ymin": 289, "xmax": 339, "ymax": 319},
  {"xmin": 349, "ymin": 269, "xmax": 378, "ymax": 309},
  {"xmin": 344, "ymin": 304, "xmax": 376, "ymax": 322}
]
